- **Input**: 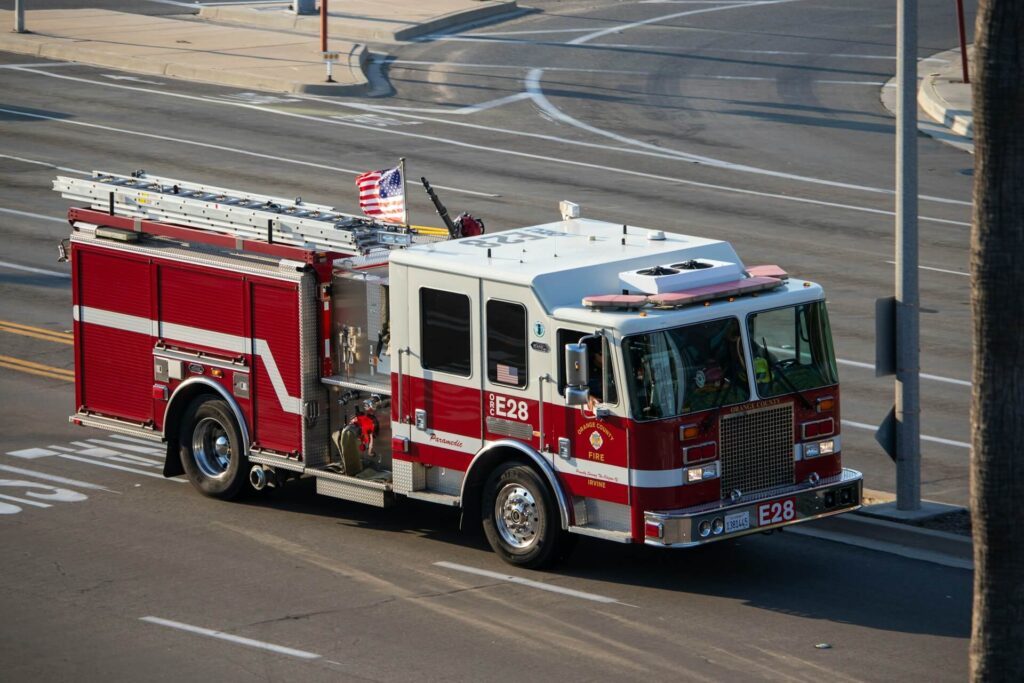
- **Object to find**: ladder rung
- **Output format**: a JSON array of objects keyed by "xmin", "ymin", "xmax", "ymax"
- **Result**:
[{"xmin": 54, "ymin": 171, "xmax": 419, "ymax": 254}]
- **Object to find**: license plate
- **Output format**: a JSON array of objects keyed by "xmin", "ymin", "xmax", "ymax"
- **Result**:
[
  {"xmin": 725, "ymin": 511, "xmax": 750, "ymax": 533},
  {"xmin": 757, "ymin": 497, "xmax": 796, "ymax": 527}
]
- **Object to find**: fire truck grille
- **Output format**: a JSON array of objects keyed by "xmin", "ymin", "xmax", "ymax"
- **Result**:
[{"xmin": 719, "ymin": 403, "xmax": 794, "ymax": 497}]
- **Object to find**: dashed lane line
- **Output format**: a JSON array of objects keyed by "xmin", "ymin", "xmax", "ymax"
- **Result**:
[
  {"xmin": 0, "ymin": 206, "xmax": 65, "ymax": 223},
  {"xmin": 0, "ymin": 463, "xmax": 113, "ymax": 491},
  {"xmin": 842, "ymin": 420, "xmax": 971, "ymax": 450},
  {"xmin": 1, "ymin": 73, "xmax": 970, "ymax": 222},
  {"xmin": 434, "ymin": 561, "xmax": 636, "ymax": 606},
  {"xmin": 54, "ymin": 453, "xmax": 182, "ymax": 481},
  {"xmin": 836, "ymin": 358, "xmax": 971, "ymax": 387},
  {"xmin": 140, "ymin": 616, "xmax": 322, "ymax": 660},
  {"xmin": 0, "ymin": 260, "xmax": 71, "ymax": 279}
]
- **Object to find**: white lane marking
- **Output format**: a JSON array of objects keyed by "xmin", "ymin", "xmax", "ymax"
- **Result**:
[
  {"xmin": 71, "ymin": 441, "xmax": 162, "ymax": 468},
  {"xmin": 56, "ymin": 453, "xmax": 182, "ymax": 480},
  {"xmin": 885, "ymin": 260, "xmax": 969, "ymax": 277},
  {"xmin": 0, "ymin": 463, "xmax": 112, "ymax": 491},
  {"xmin": 434, "ymin": 562, "xmax": 633, "ymax": 606},
  {"xmin": 0, "ymin": 493, "xmax": 51, "ymax": 508},
  {"xmin": 841, "ymin": 420, "xmax": 970, "ymax": 449},
  {"xmin": 383, "ymin": 59, "xmax": 646, "ymax": 75},
  {"xmin": 523, "ymin": 69, "xmax": 964, "ymax": 206},
  {"xmin": 106, "ymin": 433, "xmax": 166, "ymax": 447},
  {"xmin": 6, "ymin": 448, "xmax": 58, "ymax": 459},
  {"xmin": 837, "ymin": 358, "xmax": 972, "ymax": 387},
  {"xmin": 786, "ymin": 525, "xmax": 973, "ymax": 570},
  {"xmin": 0, "ymin": 104, "xmax": 496, "ymax": 199},
  {"xmin": 0, "ymin": 259, "xmax": 70, "ymax": 280},
  {"xmin": 0, "ymin": 153, "xmax": 89, "ymax": 174},
  {"xmin": 140, "ymin": 616, "xmax": 322, "ymax": 660},
  {"xmin": 86, "ymin": 438, "xmax": 165, "ymax": 456},
  {"xmin": 568, "ymin": 0, "xmax": 798, "ymax": 45},
  {"xmin": 3, "ymin": 70, "xmax": 968, "ymax": 224},
  {"xmin": 102, "ymin": 74, "xmax": 163, "ymax": 85},
  {"xmin": 0, "ymin": 207, "xmax": 65, "ymax": 223}
]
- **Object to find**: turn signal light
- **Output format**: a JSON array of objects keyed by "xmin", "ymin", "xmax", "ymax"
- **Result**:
[
  {"xmin": 680, "ymin": 424, "xmax": 700, "ymax": 440},
  {"xmin": 816, "ymin": 396, "xmax": 835, "ymax": 413}
]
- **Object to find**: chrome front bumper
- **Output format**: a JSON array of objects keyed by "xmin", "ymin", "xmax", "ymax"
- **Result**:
[{"xmin": 644, "ymin": 468, "xmax": 863, "ymax": 547}]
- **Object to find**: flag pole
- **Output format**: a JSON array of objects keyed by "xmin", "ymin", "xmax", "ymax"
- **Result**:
[{"xmin": 399, "ymin": 157, "xmax": 408, "ymax": 227}]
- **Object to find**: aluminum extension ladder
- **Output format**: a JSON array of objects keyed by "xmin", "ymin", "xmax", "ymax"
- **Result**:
[{"xmin": 53, "ymin": 170, "xmax": 414, "ymax": 254}]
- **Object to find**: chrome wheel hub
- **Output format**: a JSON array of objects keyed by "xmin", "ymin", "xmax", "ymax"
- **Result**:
[
  {"xmin": 192, "ymin": 417, "xmax": 232, "ymax": 478},
  {"xmin": 495, "ymin": 483, "xmax": 539, "ymax": 549}
]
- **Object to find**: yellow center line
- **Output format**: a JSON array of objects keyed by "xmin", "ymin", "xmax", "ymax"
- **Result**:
[
  {"xmin": 0, "ymin": 359, "xmax": 74, "ymax": 382},
  {"xmin": 0, "ymin": 354, "xmax": 75, "ymax": 377},
  {"xmin": 0, "ymin": 319, "xmax": 74, "ymax": 345},
  {"xmin": 0, "ymin": 324, "xmax": 74, "ymax": 345}
]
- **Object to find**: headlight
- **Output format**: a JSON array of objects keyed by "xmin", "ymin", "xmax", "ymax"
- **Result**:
[
  {"xmin": 803, "ymin": 439, "xmax": 836, "ymax": 459},
  {"xmin": 685, "ymin": 461, "xmax": 719, "ymax": 483},
  {"xmin": 698, "ymin": 520, "xmax": 712, "ymax": 538}
]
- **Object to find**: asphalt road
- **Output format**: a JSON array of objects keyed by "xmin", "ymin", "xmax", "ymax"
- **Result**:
[{"xmin": 0, "ymin": 0, "xmax": 975, "ymax": 679}]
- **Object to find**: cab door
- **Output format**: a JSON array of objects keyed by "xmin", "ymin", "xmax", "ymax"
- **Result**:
[
  {"xmin": 404, "ymin": 269, "xmax": 482, "ymax": 469},
  {"xmin": 480, "ymin": 283, "xmax": 543, "ymax": 453}
]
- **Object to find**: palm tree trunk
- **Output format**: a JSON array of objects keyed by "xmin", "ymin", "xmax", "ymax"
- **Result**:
[{"xmin": 970, "ymin": 0, "xmax": 1024, "ymax": 680}]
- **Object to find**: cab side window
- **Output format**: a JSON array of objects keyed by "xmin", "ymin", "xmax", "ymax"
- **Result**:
[
  {"xmin": 486, "ymin": 300, "xmax": 527, "ymax": 388},
  {"xmin": 421, "ymin": 288, "xmax": 471, "ymax": 376}
]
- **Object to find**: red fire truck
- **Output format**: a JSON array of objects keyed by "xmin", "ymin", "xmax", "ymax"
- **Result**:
[{"xmin": 55, "ymin": 170, "xmax": 861, "ymax": 568}]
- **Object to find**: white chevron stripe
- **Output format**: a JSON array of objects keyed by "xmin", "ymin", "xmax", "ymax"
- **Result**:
[{"xmin": 72, "ymin": 305, "xmax": 301, "ymax": 414}]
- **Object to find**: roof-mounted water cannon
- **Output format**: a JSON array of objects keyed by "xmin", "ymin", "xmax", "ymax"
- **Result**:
[{"xmin": 420, "ymin": 176, "xmax": 485, "ymax": 239}]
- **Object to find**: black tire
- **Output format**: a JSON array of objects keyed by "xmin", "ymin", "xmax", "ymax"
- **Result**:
[
  {"xmin": 179, "ymin": 396, "xmax": 248, "ymax": 500},
  {"xmin": 481, "ymin": 461, "xmax": 566, "ymax": 569}
]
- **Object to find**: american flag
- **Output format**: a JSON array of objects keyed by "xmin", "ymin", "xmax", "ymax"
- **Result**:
[
  {"xmin": 356, "ymin": 165, "xmax": 405, "ymax": 223},
  {"xmin": 496, "ymin": 363, "xmax": 519, "ymax": 385}
]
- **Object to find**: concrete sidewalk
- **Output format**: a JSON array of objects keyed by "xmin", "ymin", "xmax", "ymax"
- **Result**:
[
  {"xmin": 881, "ymin": 46, "xmax": 974, "ymax": 153},
  {"xmin": 0, "ymin": 1, "xmax": 518, "ymax": 95},
  {"xmin": 199, "ymin": 0, "xmax": 520, "ymax": 43},
  {"xmin": 918, "ymin": 46, "xmax": 973, "ymax": 140}
]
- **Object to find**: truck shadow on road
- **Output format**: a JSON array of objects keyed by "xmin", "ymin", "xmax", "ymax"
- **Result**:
[{"xmin": 239, "ymin": 478, "xmax": 970, "ymax": 640}]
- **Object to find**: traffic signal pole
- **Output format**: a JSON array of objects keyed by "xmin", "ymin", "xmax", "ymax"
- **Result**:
[{"xmin": 895, "ymin": 0, "xmax": 921, "ymax": 510}]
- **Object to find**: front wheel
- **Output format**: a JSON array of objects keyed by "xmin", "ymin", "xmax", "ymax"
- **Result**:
[
  {"xmin": 481, "ymin": 462, "xmax": 566, "ymax": 569},
  {"xmin": 179, "ymin": 396, "xmax": 247, "ymax": 500}
]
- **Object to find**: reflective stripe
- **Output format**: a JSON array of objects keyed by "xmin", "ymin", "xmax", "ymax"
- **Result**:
[{"xmin": 72, "ymin": 305, "xmax": 301, "ymax": 414}]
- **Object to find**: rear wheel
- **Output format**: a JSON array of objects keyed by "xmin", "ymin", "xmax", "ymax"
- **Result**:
[
  {"xmin": 179, "ymin": 396, "xmax": 247, "ymax": 500},
  {"xmin": 481, "ymin": 462, "xmax": 566, "ymax": 568}
]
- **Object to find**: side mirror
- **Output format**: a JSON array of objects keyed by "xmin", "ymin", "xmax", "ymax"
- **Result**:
[{"xmin": 565, "ymin": 343, "xmax": 590, "ymax": 407}]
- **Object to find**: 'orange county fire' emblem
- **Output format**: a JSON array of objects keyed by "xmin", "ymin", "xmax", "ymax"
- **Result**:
[{"xmin": 589, "ymin": 430, "xmax": 604, "ymax": 451}]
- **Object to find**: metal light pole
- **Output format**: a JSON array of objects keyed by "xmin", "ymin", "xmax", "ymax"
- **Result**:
[
  {"xmin": 14, "ymin": 0, "xmax": 25, "ymax": 33},
  {"xmin": 895, "ymin": 0, "xmax": 921, "ymax": 510}
]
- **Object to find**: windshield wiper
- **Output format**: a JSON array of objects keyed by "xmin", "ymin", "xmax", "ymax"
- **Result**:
[{"xmin": 761, "ymin": 337, "xmax": 812, "ymax": 410}]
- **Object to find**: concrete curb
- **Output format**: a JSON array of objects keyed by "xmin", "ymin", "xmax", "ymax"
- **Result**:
[
  {"xmin": 919, "ymin": 71, "xmax": 973, "ymax": 139},
  {"xmin": 198, "ymin": 1, "xmax": 519, "ymax": 43},
  {"xmin": 0, "ymin": 30, "xmax": 370, "ymax": 96},
  {"xmin": 788, "ymin": 510, "xmax": 972, "ymax": 570}
]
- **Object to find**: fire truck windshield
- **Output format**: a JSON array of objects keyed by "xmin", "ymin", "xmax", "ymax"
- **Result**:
[
  {"xmin": 746, "ymin": 300, "xmax": 838, "ymax": 398},
  {"xmin": 622, "ymin": 317, "xmax": 750, "ymax": 421}
]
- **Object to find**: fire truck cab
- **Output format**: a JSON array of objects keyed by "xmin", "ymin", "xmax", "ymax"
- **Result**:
[{"xmin": 58, "ymin": 172, "xmax": 861, "ymax": 568}]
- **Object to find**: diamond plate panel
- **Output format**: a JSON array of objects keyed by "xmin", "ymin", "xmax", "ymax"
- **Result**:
[{"xmin": 393, "ymin": 459, "xmax": 425, "ymax": 494}]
